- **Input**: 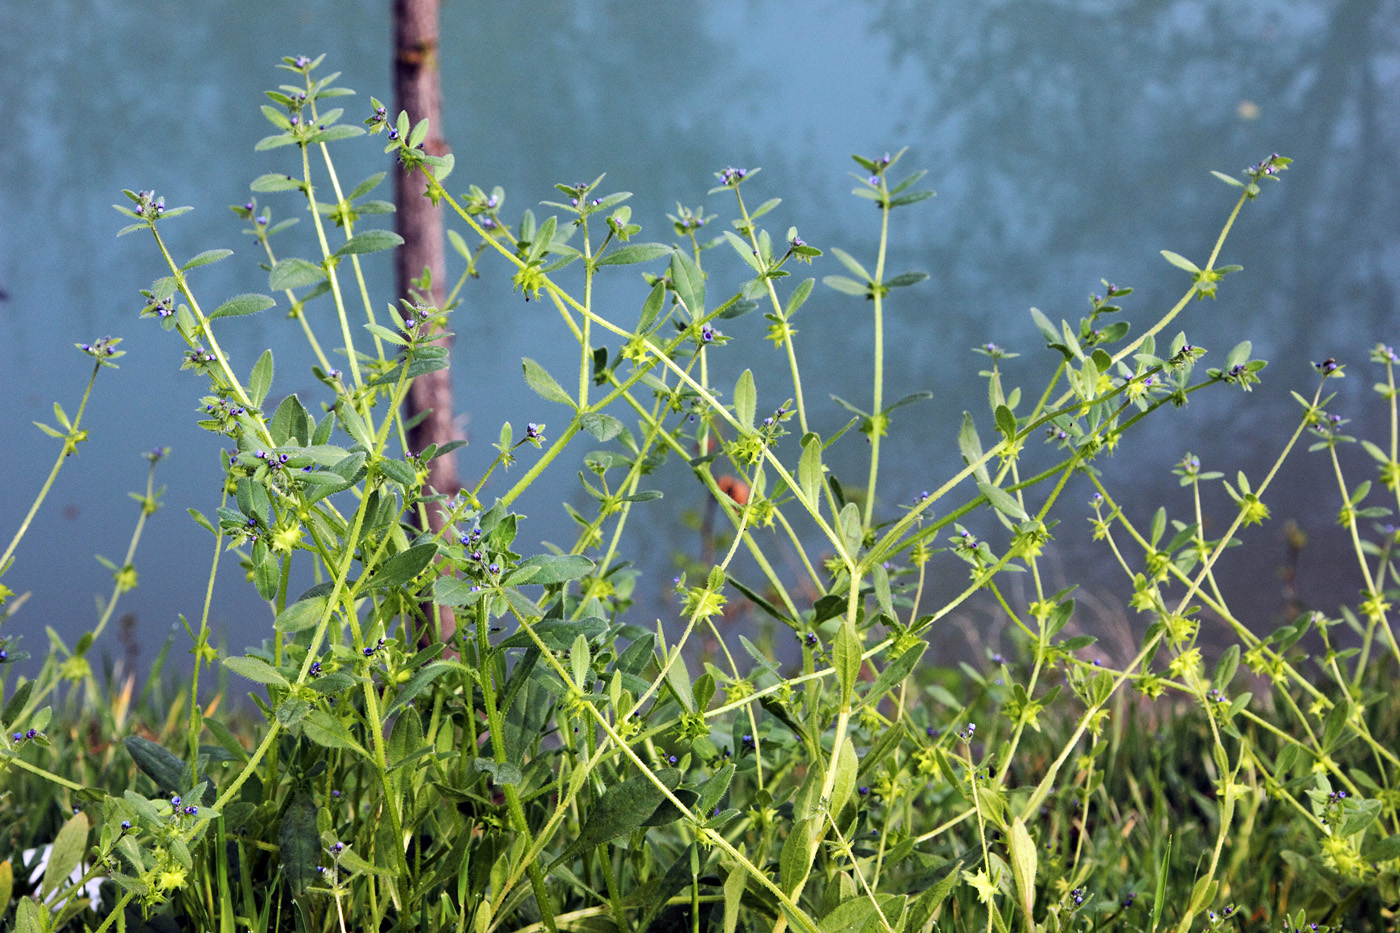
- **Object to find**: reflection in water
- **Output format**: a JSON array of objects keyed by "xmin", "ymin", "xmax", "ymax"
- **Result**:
[{"xmin": 0, "ymin": 0, "xmax": 1396, "ymax": 674}]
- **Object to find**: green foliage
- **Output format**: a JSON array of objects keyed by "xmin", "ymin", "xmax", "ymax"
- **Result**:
[{"xmin": 2, "ymin": 60, "xmax": 1397, "ymax": 933}]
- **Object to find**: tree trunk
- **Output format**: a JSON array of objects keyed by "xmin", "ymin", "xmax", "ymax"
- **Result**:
[{"xmin": 394, "ymin": 0, "xmax": 459, "ymax": 643}]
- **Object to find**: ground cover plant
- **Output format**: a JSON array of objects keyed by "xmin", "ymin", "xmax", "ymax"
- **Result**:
[{"xmin": 2, "ymin": 56, "xmax": 1399, "ymax": 933}]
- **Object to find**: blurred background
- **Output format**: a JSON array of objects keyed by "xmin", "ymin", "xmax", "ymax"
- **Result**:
[{"xmin": 1, "ymin": 0, "xmax": 1397, "ymax": 681}]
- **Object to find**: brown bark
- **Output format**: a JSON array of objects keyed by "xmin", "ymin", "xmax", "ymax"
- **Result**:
[{"xmin": 394, "ymin": 0, "xmax": 459, "ymax": 643}]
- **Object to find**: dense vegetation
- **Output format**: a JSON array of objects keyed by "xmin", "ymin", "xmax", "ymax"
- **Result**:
[{"xmin": 3, "ymin": 57, "xmax": 1398, "ymax": 933}]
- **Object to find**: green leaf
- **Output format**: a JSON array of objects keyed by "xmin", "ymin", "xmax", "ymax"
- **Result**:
[
  {"xmin": 857, "ymin": 722, "xmax": 906, "ymax": 780},
  {"xmin": 269, "ymin": 257, "xmax": 325, "ymax": 291},
  {"xmin": 473, "ymin": 758, "xmax": 524, "ymax": 786},
  {"xmin": 249, "ymin": 172, "xmax": 303, "ymax": 193},
  {"xmin": 994, "ymin": 404, "xmax": 1017, "ymax": 441},
  {"xmin": 386, "ymin": 661, "xmax": 454, "ymax": 715},
  {"xmin": 859, "ymin": 644, "xmax": 926, "ymax": 713},
  {"xmin": 885, "ymin": 271, "xmax": 928, "ymax": 288},
  {"xmin": 695, "ymin": 763, "xmax": 734, "ymax": 817},
  {"xmin": 830, "ymin": 247, "xmax": 872, "ymax": 282},
  {"xmin": 209, "ymin": 293, "xmax": 275, "ymax": 320},
  {"xmin": 203, "ymin": 715, "xmax": 250, "ymax": 763},
  {"xmin": 1211, "ymin": 170, "xmax": 1245, "ymax": 188},
  {"xmin": 636, "ymin": 280, "xmax": 666, "ymax": 334},
  {"xmin": 40, "ymin": 812, "xmax": 89, "ymax": 900},
  {"xmin": 302, "ymin": 709, "xmax": 367, "ymax": 755},
  {"xmin": 522, "ymin": 357, "xmax": 575, "ymax": 407},
  {"xmin": 723, "ymin": 230, "xmax": 765, "ymax": 273},
  {"xmin": 222, "ymin": 655, "xmax": 290, "ymax": 687},
  {"xmin": 1008, "ymin": 816, "xmax": 1037, "ymax": 921},
  {"xmin": 823, "ymin": 275, "xmax": 867, "ymax": 296},
  {"xmin": 579, "ymin": 412, "xmax": 624, "ymax": 441},
  {"xmin": 3, "ymin": 680, "xmax": 35, "ymax": 728},
  {"xmin": 274, "ymin": 596, "xmax": 327, "ymax": 634},
  {"xmin": 907, "ymin": 862, "xmax": 963, "ymax": 933},
  {"xmin": 377, "ymin": 457, "xmax": 418, "ymax": 488},
  {"xmin": 497, "ymin": 617, "xmax": 608, "ymax": 651},
  {"xmin": 1160, "ymin": 250, "xmax": 1201, "ymax": 274},
  {"xmin": 335, "ymin": 229, "xmax": 404, "ymax": 256},
  {"xmin": 124, "ymin": 736, "xmax": 213, "ymax": 803},
  {"xmin": 527, "ymin": 215, "xmax": 557, "ymax": 264},
  {"xmin": 890, "ymin": 189, "xmax": 936, "ymax": 207},
  {"xmin": 279, "ymin": 791, "xmax": 319, "ymax": 894},
  {"xmin": 306, "ymin": 124, "xmax": 363, "ymax": 145},
  {"xmin": 786, "ymin": 277, "xmax": 815, "ymax": 316},
  {"xmin": 276, "ymin": 696, "xmax": 310, "ymax": 727},
  {"xmin": 734, "ymin": 369, "xmax": 757, "ymax": 430},
  {"xmin": 834, "ymin": 619, "xmax": 861, "ymax": 707},
  {"xmin": 959, "ymin": 412, "xmax": 989, "ymax": 483},
  {"xmin": 503, "ymin": 553, "xmax": 595, "ymax": 586},
  {"xmin": 669, "ymin": 249, "xmax": 705, "ymax": 320},
  {"xmin": 181, "ymin": 248, "xmax": 234, "ymax": 271},
  {"xmin": 0, "ymin": 849, "xmax": 12, "ymax": 916},
  {"xmin": 830, "ymin": 735, "xmax": 858, "ymax": 815},
  {"xmin": 348, "ymin": 171, "xmax": 387, "ymax": 201},
  {"xmin": 365, "ymin": 542, "xmax": 438, "ymax": 591},
  {"xmin": 555, "ymin": 768, "xmax": 682, "ymax": 863},
  {"xmin": 798, "ymin": 433, "xmax": 823, "ymax": 506},
  {"xmin": 977, "ymin": 480, "xmax": 1028, "ymax": 521},
  {"xmin": 337, "ymin": 406, "xmax": 374, "ymax": 449},
  {"xmin": 248, "ymin": 350, "xmax": 274, "ymax": 408},
  {"xmin": 779, "ymin": 817, "xmax": 818, "ymax": 894},
  {"xmin": 872, "ymin": 562, "xmax": 894, "ymax": 619},
  {"xmin": 838, "ymin": 501, "xmax": 862, "ymax": 555},
  {"xmin": 364, "ymin": 322, "xmax": 409, "ymax": 347},
  {"xmin": 269, "ymin": 393, "xmax": 312, "ymax": 445},
  {"xmin": 723, "ymin": 866, "xmax": 746, "ymax": 933},
  {"xmin": 727, "ymin": 574, "xmax": 793, "ymax": 625},
  {"xmin": 817, "ymin": 894, "xmax": 901, "ymax": 933},
  {"xmin": 595, "ymin": 242, "xmax": 671, "ymax": 266},
  {"xmin": 1213, "ymin": 644, "xmax": 1240, "ymax": 690}
]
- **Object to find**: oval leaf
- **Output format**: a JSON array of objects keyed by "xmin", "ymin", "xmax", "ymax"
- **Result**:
[
  {"xmin": 734, "ymin": 369, "xmax": 756, "ymax": 430},
  {"xmin": 557, "ymin": 768, "xmax": 682, "ymax": 863},
  {"xmin": 522, "ymin": 357, "xmax": 575, "ymax": 407},
  {"xmin": 269, "ymin": 257, "xmax": 326, "ymax": 292},
  {"xmin": 302, "ymin": 709, "xmax": 367, "ymax": 755},
  {"xmin": 596, "ymin": 243, "xmax": 672, "ymax": 267},
  {"xmin": 365, "ymin": 542, "xmax": 438, "ymax": 591},
  {"xmin": 279, "ymin": 792, "xmax": 319, "ymax": 894},
  {"xmin": 222, "ymin": 655, "xmax": 290, "ymax": 687},
  {"xmin": 335, "ymin": 229, "xmax": 404, "ymax": 256},
  {"xmin": 504, "ymin": 553, "xmax": 596, "ymax": 586},
  {"xmin": 210, "ymin": 293, "xmax": 275, "ymax": 320},
  {"xmin": 181, "ymin": 248, "xmax": 234, "ymax": 271},
  {"xmin": 274, "ymin": 596, "xmax": 327, "ymax": 634},
  {"xmin": 976, "ymin": 480, "xmax": 1029, "ymax": 521}
]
